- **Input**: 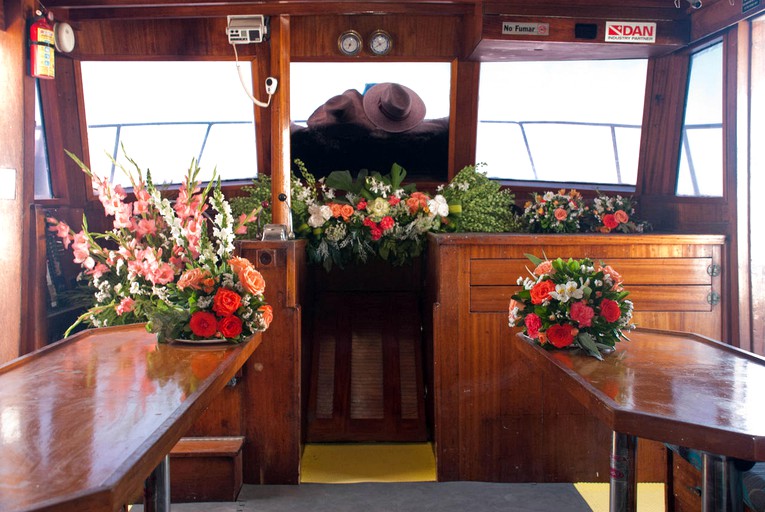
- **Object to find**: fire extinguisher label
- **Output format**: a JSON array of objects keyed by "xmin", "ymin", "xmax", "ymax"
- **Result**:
[
  {"xmin": 37, "ymin": 27, "xmax": 55, "ymax": 45},
  {"xmin": 34, "ymin": 46, "xmax": 55, "ymax": 78},
  {"xmin": 30, "ymin": 25, "xmax": 55, "ymax": 79}
]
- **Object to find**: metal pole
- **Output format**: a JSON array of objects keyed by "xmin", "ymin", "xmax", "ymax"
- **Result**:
[
  {"xmin": 143, "ymin": 455, "xmax": 171, "ymax": 512},
  {"xmin": 609, "ymin": 432, "xmax": 637, "ymax": 512}
]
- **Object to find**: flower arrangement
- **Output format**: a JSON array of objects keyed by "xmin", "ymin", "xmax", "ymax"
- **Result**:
[
  {"xmin": 47, "ymin": 151, "xmax": 272, "ymax": 343},
  {"xmin": 584, "ymin": 192, "xmax": 651, "ymax": 233},
  {"xmin": 231, "ymin": 161, "xmax": 523, "ymax": 270},
  {"xmin": 508, "ymin": 254, "xmax": 635, "ymax": 359},
  {"xmin": 522, "ymin": 189, "xmax": 586, "ymax": 233}
]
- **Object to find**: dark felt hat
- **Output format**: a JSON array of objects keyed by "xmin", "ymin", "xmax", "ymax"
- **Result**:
[
  {"xmin": 362, "ymin": 83, "xmax": 426, "ymax": 133},
  {"xmin": 306, "ymin": 89, "xmax": 376, "ymax": 130}
]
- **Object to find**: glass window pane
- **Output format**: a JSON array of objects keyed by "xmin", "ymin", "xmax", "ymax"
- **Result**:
[
  {"xmin": 477, "ymin": 60, "xmax": 648, "ymax": 186},
  {"xmin": 34, "ymin": 82, "xmax": 53, "ymax": 199},
  {"xmin": 80, "ymin": 61, "xmax": 258, "ymax": 186},
  {"xmin": 676, "ymin": 42, "xmax": 723, "ymax": 197},
  {"xmin": 290, "ymin": 62, "xmax": 450, "ymax": 180}
]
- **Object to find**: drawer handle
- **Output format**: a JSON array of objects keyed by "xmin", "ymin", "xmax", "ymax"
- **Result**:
[
  {"xmin": 707, "ymin": 264, "xmax": 721, "ymax": 277},
  {"xmin": 707, "ymin": 291, "xmax": 721, "ymax": 306}
]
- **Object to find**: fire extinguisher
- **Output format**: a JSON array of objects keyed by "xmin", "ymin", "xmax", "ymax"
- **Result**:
[{"xmin": 29, "ymin": 10, "xmax": 55, "ymax": 79}]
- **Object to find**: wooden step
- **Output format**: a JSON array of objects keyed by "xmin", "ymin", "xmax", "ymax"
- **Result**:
[{"xmin": 169, "ymin": 436, "xmax": 244, "ymax": 503}]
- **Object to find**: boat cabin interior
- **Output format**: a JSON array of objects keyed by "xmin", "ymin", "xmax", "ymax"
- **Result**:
[{"xmin": 1, "ymin": 0, "xmax": 765, "ymax": 510}]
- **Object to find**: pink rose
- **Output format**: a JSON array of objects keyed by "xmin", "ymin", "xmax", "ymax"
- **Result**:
[
  {"xmin": 524, "ymin": 313, "xmax": 542, "ymax": 338},
  {"xmin": 570, "ymin": 301, "xmax": 595, "ymax": 327},
  {"xmin": 554, "ymin": 208, "xmax": 568, "ymax": 221},
  {"xmin": 614, "ymin": 210, "xmax": 630, "ymax": 224},
  {"xmin": 533, "ymin": 261, "xmax": 553, "ymax": 276}
]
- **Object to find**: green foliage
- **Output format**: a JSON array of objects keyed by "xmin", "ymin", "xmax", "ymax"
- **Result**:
[{"xmin": 439, "ymin": 164, "xmax": 521, "ymax": 233}]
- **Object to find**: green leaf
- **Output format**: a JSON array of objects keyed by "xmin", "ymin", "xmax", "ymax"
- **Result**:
[
  {"xmin": 524, "ymin": 253, "xmax": 544, "ymax": 266},
  {"xmin": 576, "ymin": 332, "xmax": 603, "ymax": 361},
  {"xmin": 389, "ymin": 163, "xmax": 407, "ymax": 191},
  {"xmin": 325, "ymin": 170, "xmax": 355, "ymax": 192}
]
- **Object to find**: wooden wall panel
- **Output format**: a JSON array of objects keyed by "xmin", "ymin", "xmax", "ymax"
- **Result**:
[
  {"xmin": 71, "ymin": 18, "xmax": 256, "ymax": 59},
  {"xmin": 290, "ymin": 15, "xmax": 462, "ymax": 60},
  {"xmin": 427, "ymin": 233, "xmax": 725, "ymax": 483},
  {"xmin": 237, "ymin": 239, "xmax": 308, "ymax": 485},
  {"xmin": 1, "ymin": 0, "xmax": 31, "ymax": 364}
]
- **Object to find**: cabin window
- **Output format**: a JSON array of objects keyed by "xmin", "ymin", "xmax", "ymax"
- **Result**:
[
  {"xmin": 676, "ymin": 42, "xmax": 724, "ymax": 197},
  {"xmin": 80, "ymin": 61, "xmax": 258, "ymax": 187},
  {"xmin": 476, "ymin": 60, "xmax": 648, "ymax": 187},
  {"xmin": 289, "ymin": 62, "xmax": 451, "ymax": 180},
  {"xmin": 34, "ymin": 82, "xmax": 53, "ymax": 199}
]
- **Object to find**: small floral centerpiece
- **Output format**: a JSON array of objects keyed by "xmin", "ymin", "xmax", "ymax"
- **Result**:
[
  {"xmin": 522, "ymin": 189, "xmax": 586, "ymax": 233},
  {"xmin": 508, "ymin": 254, "xmax": 635, "ymax": 359},
  {"xmin": 584, "ymin": 192, "xmax": 651, "ymax": 234},
  {"xmin": 47, "ymin": 151, "xmax": 271, "ymax": 343}
]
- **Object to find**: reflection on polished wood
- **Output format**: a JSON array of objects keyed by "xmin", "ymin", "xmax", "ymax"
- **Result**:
[
  {"xmin": 0, "ymin": 324, "xmax": 261, "ymax": 512},
  {"xmin": 513, "ymin": 328, "xmax": 765, "ymax": 462}
]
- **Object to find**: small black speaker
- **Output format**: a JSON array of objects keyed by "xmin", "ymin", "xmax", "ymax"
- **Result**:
[{"xmin": 575, "ymin": 24, "xmax": 598, "ymax": 40}]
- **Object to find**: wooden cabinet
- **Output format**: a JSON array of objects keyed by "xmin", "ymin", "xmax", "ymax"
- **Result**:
[{"xmin": 425, "ymin": 233, "xmax": 725, "ymax": 483}]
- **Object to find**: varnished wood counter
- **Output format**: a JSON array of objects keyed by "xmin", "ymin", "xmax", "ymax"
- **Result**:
[
  {"xmin": 513, "ymin": 328, "xmax": 765, "ymax": 462},
  {"xmin": 0, "ymin": 324, "xmax": 261, "ymax": 512}
]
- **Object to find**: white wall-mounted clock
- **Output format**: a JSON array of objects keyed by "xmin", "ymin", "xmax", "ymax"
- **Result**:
[
  {"xmin": 369, "ymin": 29, "xmax": 393, "ymax": 56},
  {"xmin": 338, "ymin": 30, "xmax": 363, "ymax": 56}
]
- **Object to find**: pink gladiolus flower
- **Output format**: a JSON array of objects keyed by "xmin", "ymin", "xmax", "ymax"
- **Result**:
[
  {"xmin": 151, "ymin": 262, "xmax": 176, "ymax": 285},
  {"xmin": 86, "ymin": 263, "xmax": 110, "ymax": 279},
  {"xmin": 48, "ymin": 219, "xmax": 72, "ymax": 249},
  {"xmin": 136, "ymin": 219, "xmax": 157, "ymax": 238},
  {"xmin": 113, "ymin": 203, "xmax": 133, "ymax": 229},
  {"xmin": 115, "ymin": 297, "xmax": 135, "ymax": 316}
]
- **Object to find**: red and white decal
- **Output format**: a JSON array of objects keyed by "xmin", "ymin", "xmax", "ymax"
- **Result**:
[{"xmin": 605, "ymin": 21, "xmax": 656, "ymax": 43}]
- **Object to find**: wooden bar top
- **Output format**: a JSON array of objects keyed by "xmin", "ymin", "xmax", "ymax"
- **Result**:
[
  {"xmin": 513, "ymin": 328, "xmax": 765, "ymax": 462},
  {"xmin": 0, "ymin": 324, "xmax": 261, "ymax": 512}
]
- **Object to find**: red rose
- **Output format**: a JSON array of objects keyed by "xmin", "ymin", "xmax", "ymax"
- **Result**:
[
  {"xmin": 602, "ymin": 214, "xmax": 619, "ymax": 230},
  {"xmin": 212, "ymin": 288, "xmax": 241, "ymax": 317},
  {"xmin": 218, "ymin": 315, "xmax": 243, "ymax": 339},
  {"xmin": 600, "ymin": 299, "xmax": 622, "ymax": 323},
  {"xmin": 370, "ymin": 227, "xmax": 383, "ymax": 240},
  {"xmin": 524, "ymin": 313, "xmax": 542, "ymax": 338},
  {"xmin": 530, "ymin": 280, "xmax": 556, "ymax": 305},
  {"xmin": 379, "ymin": 216, "xmax": 395, "ymax": 231},
  {"xmin": 547, "ymin": 323, "xmax": 575, "ymax": 348},
  {"xmin": 189, "ymin": 311, "xmax": 218, "ymax": 338}
]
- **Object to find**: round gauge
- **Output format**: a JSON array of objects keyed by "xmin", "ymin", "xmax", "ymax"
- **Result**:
[
  {"xmin": 54, "ymin": 22, "xmax": 76, "ymax": 53},
  {"xmin": 338, "ymin": 30, "xmax": 363, "ymax": 56},
  {"xmin": 369, "ymin": 29, "xmax": 393, "ymax": 56}
]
